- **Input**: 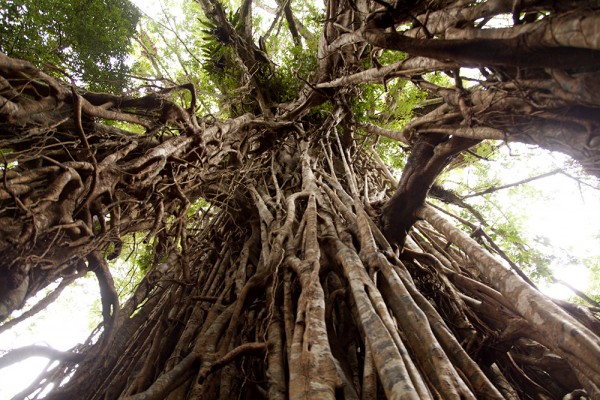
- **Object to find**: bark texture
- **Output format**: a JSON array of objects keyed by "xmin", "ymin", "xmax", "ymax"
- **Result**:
[{"xmin": 1, "ymin": 0, "xmax": 600, "ymax": 399}]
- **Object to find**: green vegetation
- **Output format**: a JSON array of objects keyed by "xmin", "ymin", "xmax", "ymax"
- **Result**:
[{"xmin": 0, "ymin": 0, "xmax": 140, "ymax": 92}]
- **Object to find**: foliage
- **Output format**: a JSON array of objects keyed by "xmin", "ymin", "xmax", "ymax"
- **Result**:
[
  {"xmin": 583, "ymin": 255, "xmax": 600, "ymax": 304},
  {"xmin": 0, "ymin": 0, "xmax": 140, "ymax": 92},
  {"xmin": 375, "ymin": 136, "xmax": 408, "ymax": 172},
  {"xmin": 268, "ymin": 44, "xmax": 318, "ymax": 103},
  {"xmin": 129, "ymin": 0, "xmax": 323, "ymax": 116}
]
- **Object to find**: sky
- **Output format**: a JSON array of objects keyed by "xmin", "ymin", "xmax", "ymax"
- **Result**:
[
  {"xmin": 467, "ymin": 145, "xmax": 600, "ymax": 298},
  {"xmin": 0, "ymin": 280, "xmax": 100, "ymax": 399},
  {"xmin": 520, "ymin": 165, "xmax": 600, "ymax": 297}
]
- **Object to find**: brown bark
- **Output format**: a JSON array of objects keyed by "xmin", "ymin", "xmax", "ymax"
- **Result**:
[
  {"xmin": 2, "ymin": 0, "xmax": 600, "ymax": 399},
  {"xmin": 380, "ymin": 134, "xmax": 478, "ymax": 247}
]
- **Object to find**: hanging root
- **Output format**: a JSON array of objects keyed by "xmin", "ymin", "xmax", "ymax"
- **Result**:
[{"xmin": 17, "ymin": 117, "xmax": 599, "ymax": 400}]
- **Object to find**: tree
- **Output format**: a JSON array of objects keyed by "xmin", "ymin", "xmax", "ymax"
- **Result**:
[
  {"xmin": 1, "ymin": 0, "xmax": 600, "ymax": 399},
  {"xmin": 0, "ymin": 0, "xmax": 140, "ymax": 92}
]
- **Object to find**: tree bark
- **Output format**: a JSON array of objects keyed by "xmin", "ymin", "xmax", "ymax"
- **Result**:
[{"xmin": 2, "ymin": 0, "xmax": 600, "ymax": 399}]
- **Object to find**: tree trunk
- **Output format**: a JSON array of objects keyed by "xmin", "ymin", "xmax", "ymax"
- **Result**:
[{"xmin": 1, "ymin": 0, "xmax": 600, "ymax": 399}]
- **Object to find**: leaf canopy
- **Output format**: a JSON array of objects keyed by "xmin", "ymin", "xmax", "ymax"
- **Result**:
[{"xmin": 0, "ymin": 0, "xmax": 140, "ymax": 91}]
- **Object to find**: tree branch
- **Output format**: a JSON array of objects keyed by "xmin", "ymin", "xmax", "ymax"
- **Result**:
[
  {"xmin": 0, "ymin": 345, "xmax": 84, "ymax": 369},
  {"xmin": 362, "ymin": 28, "xmax": 600, "ymax": 69},
  {"xmin": 380, "ymin": 134, "xmax": 478, "ymax": 247},
  {"xmin": 462, "ymin": 168, "xmax": 562, "ymax": 199}
]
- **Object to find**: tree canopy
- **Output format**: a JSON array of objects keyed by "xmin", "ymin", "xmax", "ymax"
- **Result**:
[
  {"xmin": 1, "ymin": 0, "xmax": 600, "ymax": 399},
  {"xmin": 0, "ymin": 0, "xmax": 140, "ymax": 91}
]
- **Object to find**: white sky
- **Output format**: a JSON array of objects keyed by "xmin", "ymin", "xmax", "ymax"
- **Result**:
[
  {"xmin": 524, "ymin": 170, "xmax": 599, "ymax": 298},
  {"xmin": 453, "ymin": 144, "xmax": 600, "ymax": 298},
  {"xmin": 0, "ymin": 279, "xmax": 100, "ymax": 399}
]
